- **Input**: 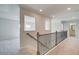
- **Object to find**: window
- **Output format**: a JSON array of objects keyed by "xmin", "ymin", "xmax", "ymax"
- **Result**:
[
  {"xmin": 24, "ymin": 15, "xmax": 36, "ymax": 31},
  {"xmin": 45, "ymin": 19, "xmax": 50, "ymax": 30}
]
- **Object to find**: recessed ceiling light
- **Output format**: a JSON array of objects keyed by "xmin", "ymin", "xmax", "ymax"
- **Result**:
[
  {"xmin": 40, "ymin": 9, "xmax": 43, "ymax": 12},
  {"xmin": 67, "ymin": 8, "xmax": 71, "ymax": 11}
]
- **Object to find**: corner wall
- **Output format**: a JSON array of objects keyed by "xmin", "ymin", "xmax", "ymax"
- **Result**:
[{"xmin": 20, "ymin": 7, "xmax": 51, "ymax": 54}]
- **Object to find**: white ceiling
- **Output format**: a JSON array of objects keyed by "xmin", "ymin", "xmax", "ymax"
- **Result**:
[
  {"xmin": 22, "ymin": 4, "xmax": 79, "ymax": 21},
  {"xmin": 1, "ymin": 4, "xmax": 79, "ymax": 21}
]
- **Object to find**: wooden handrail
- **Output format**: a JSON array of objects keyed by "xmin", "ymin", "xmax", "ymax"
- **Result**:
[
  {"xmin": 27, "ymin": 33, "xmax": 49, "ymax": 49},
  {"xmin": 39, "ymin": 32, "xmax": 55, "ymax": 36},
  {"xmin": 27, "ymin": 33, "xmax": 37, "ymax": 40},
  {"xmin": 27, "ymin": 31, "xmax": 67, "ymax": 55},
  {"xmin": 39, "ymin": 31, "xmax": 67, "ymax": 36}
]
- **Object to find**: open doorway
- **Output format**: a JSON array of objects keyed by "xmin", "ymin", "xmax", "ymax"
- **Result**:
[{"xmin": 69, "ymin": 23, "xmax": 76, "ymax": 38}]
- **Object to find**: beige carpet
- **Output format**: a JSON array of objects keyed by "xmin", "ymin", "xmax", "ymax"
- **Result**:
[{"xmin": 47, "ymin": 38, "xmax": 79, "ymax": 55}]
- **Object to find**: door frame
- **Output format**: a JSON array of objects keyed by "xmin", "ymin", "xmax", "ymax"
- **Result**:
[{"xmin": 68, "ymin": 23, "xmax": 76, "ymax": 38}]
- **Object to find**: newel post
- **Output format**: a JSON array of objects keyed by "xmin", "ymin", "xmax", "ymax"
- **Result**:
[
  {"xmin": 55, "ymin": 31, "xmax": 57, "ymax": 46},
  {"xmin": 37, "ymin": 32, "xmax": 40, "ymax": 55}
]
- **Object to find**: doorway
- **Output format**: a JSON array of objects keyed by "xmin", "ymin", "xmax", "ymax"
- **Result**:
[{"xmin": 69, "ymin": 23, "xmax": 76, "ymax": 37}]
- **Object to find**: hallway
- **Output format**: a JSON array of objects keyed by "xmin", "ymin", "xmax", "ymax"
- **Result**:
[
  {"xmin": 1, "ymin": 4, "xmax": 79, "ymax": 55},
  {"xmin": 47, "ymin": 38, "xmax": 79, "ymax": 55}
]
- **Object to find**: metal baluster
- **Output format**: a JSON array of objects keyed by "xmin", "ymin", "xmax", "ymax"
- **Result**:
[
  {"xmin": 37, "ymin": 32, "xmax": 40, "ymax": 55},
  {"xmin": 55, "ymin": 31, "xmax": 57, "ymax": 46}
]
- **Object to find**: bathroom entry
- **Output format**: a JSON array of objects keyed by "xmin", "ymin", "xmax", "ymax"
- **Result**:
[{"xmin": 69, "ymin": 23, "xmax": 76, "ymax": 37}]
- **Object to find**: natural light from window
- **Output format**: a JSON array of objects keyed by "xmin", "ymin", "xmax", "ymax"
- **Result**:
[{"xmin": 24, "ymin": 15, "xmax": 36, "ymax": 31}]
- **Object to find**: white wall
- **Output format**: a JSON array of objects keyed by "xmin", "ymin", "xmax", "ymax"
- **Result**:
[
  {"xmin": 0, "ymin": 19, "xmax": 19, "ymax": 40},
  {"xmin": 0, "ymin": 18, "xmax": 20, "ymax": 54},
  {"xmin": 63, "ymin": 22, "xmax": 69, "ymax": 31},
  {"xmin": 0, "ymin": 5, "xmax": 20, "ymax": 54},
  {"xmin": 51, "ymin": 20, "xmax": 63, "ymax": 32},
  {"xmin": 76, "ymin": 21, "xmax": 79, "ymax": 39}
]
